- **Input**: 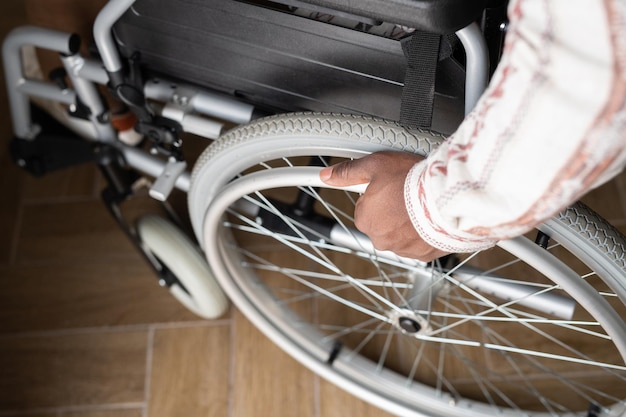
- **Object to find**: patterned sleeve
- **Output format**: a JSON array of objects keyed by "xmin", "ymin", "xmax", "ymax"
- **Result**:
[{"xmin": 405, "ymin": 0, "xmax": 626, "ymax": 253}]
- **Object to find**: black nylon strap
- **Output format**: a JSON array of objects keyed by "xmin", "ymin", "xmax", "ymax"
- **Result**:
[{"xmin": 400, "ymin": 31, "xmax": 442, "ymax": 128}]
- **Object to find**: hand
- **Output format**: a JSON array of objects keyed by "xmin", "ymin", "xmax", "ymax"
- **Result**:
[{"xmin": 319, "ymin": 151, "xmax": 448, "ymax": 262}]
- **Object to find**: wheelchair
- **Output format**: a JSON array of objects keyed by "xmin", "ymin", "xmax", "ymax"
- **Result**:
[{"xmin": 3, "ymin": 0, "xmax": 626, "ymax": 415}]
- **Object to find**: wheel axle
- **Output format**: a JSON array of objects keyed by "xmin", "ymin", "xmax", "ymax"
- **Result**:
[{"xmin": 399, "ymin": 317, "xmax": 422, "ymax": 333}]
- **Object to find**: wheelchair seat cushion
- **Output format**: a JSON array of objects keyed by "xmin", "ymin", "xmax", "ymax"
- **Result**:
[{"xmin": 288, "ymin": 0, "xmax": 488, "ymax": 34}]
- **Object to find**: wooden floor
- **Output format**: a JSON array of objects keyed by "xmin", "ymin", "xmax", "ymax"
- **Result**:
[
  {"xmin": 0, "ymin": 3, "xmax": 396, "ymax": 417},
  {"xmin": 1, "ymin": 2, "xmax": 626, "ymax": 417}
]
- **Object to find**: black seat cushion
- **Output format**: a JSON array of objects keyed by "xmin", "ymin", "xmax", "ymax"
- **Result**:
[{"xmin": 290, "ymin": 0, "xmax": 488, "ymax": 34}]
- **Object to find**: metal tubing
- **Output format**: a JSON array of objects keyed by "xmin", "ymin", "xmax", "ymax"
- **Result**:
[
  {"xmin": 453, "ymin": 267, "xmax": 576, "ymax": 319},
  {"xmin": 17, "ymin": 80, "xmax": 76, "ymax": 105},
  {"xmin": 177, "ymin": 114, "xmax": 223, "ymax": 139},
  {"xmin": 61, "ymin": 54, "xmax": 117, "ymax": 142},
  {"xmin": 456, "ymin": 22, "xmax": 490, "ymax": 115},
  {"xmin": 2, "ymin": 26, "xmax": 77, "ymax": 58},
  {"xmin": 121, "ymin": 145, "xmax": 191, "ymax": 193},
  {"xmin": 331, "ymin": 218, "xmax": 576, "ymax": 319},
  {"xmin": 190, "ymin": 92, "xmax": 254, "ymax": 125},
  {"xmin": 2, "ymin": 26, "xmax": 78, "ymax": 138},
  {"xmin": 93, "ymin": 0, "xmax": 136, "ymax": 73},
  {"xmin": 75, "ymin": 59, "xmax": 110, "ymax": 85},
  {"xmin": 145, "ymin": 79, "xmax": 255, "ymax": 125},
  {"xmin": 160, "ymin": 102, "xmax": 224, "ymax": 139},
  {"xmin": 329, "ymin": 226, "xmax": 424, "ymax": 268}
]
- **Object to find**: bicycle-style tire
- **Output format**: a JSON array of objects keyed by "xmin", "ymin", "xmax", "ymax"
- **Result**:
[{"xmin": 188, "ymin": 113, "xmax": 626, "ymax": 417}]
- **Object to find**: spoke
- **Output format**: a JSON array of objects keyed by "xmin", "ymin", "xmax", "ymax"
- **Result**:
[
  {"xmin": 429, "ymin": 279, "xmax": 577, "ymax": 337},
  {"xmin": 448, "ymin": 291, "xmax": 626, "ymax": 409},
  {"xmin": 229, "ymin": 222, "xmax": 352, "ymax": 254},
  {"xmin": 373, "ymin": 258, "xmax": 410, "ymax": 310},
  {"xmin": 405, "ymin": 338, "xmax": 428, "ymax": 387},
  {"xmin": 449, "ymin": 284, "xmax": 626, "ymax": 381},
  {"xmin": 436, "ymin": 290, "xmax": 450, "ymax": 396},
  {"xmin": 579, "ymin": 271, "xmax": 619, "ymax": 298},
  {"xmin": 229, "ymin": 219, "xmax": 427, "ymax": 272},
  {"xmin": 231, "ymin": 239, "xmax": 391, "ymax": 322},
  {"xmin": 319, "ymin": 317, "xmax": 386, "ymax": 342},
  {"xmin": 425, "ymin": 255, "xmax": 530, "ymax": 337},
  {"xmin": 232, "ymin": 194, "xmax": 417, "ymax": 311},
  {"xmin": 484, "ymin": 344, "xmax": 626, "ymax": 371},
  {"xmin": 486, "ymin": 331, "xmax": 625, "ymax": 405},
  {"xmin": 376, "ymin": 325, "xmax": 395, "ymax": 373},
  {"xmin": 295, "ymin": 185, "xmax": 356, "ymax": 226},
  {"xmin": 427, "ymin": 307, "xmax": 612, "ymax": 341},
  {"xmin": 229, "ymin": 205, "xmax": 399, "ymax": 313},
  {"xmin": 448, "ymin": 291, "xmax": 575, "ymax": 414},
  {"xmin": 431, "ymin": 303, "xmax": 610, "ymax": 340},
  {"xmin": 236, "ymin": 201, "xmax": 626, "ymax": 377},
  {"xmin": 235, "ymin": 221, "xmax": 415, "ymax": 268},
  {"xmin": 390, "ymin": 333, "xmax": 463, "ymax": 398},
  {"xmin": 278, "ymin": 281, "xmax": 391, "ymax": 316},
  {"xmin": 441, "ymin": 292, "xmax": 614, "ymax": 340},
  {"xmin": 252, "ymin": 190, "xmax": 340, "ymax": 271},
  {"xmin": 249, "ymin": 262, "xmax": 411, "ymax": 289},
  {"xmin": 229, "ymin": 208, "xmax": 340, "ymax": 274},
  {"xmin": 346, "ymin": 320, "xmax": 390, "ymax": 361},
  {"xmin": 416, "ymin": 311, "xmax": 600, "ymax": 326},
  {"xmin": 448, "ymin": 343, "xmax": 517, "ymax": 411},
  {"xmin": 274, "ymin": 267, "xmax": 390, "ymax": 323},
  {"xmin": 305, "ymin": 185, "xmax": 410, "ymax": 306}
]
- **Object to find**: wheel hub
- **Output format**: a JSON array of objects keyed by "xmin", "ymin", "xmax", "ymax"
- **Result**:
[
  {"xmin": 398, "ymin": 317, "xmax": 422, "ymax": 333},
  {"xmin": 389, "ymin": 309, "xmax": 430, "ymax": 335}
]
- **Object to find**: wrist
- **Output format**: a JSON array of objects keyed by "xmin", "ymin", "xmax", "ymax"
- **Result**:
[{"xmin": 404, "ymin": 161, "xmax": 498, "ymax": 253}]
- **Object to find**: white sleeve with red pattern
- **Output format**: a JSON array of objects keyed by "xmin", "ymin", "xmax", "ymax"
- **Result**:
[{"xmin": 405, "ymin": 0, "xmax": 626, "ymax": 253}]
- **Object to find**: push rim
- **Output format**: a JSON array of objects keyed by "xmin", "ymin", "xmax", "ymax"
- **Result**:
[
  {"xmin": 201, "ymin": 167, "xmax": 626, "ymax": 417},
  {"xmin": 189, "ymin": 114, "xmax": 626, "ymax": 416}
]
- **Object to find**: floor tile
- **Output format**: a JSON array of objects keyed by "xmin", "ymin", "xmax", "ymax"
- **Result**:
[
  {"xmin": 319, "ymin": 379, "xmax": 397, "ymax": 417},
  {"xmin": 0, "ymin": 262, "xmax": 198, "ymax": 334},
  {"xmin": 61, "ymin": 408, "xmax": 143, "ymax": 417},
  {"xmin": 20, "ymin": 164, "xmax": 99, "ymax": 202},
  {"xmin": 15, "ymin": 196, "xmax": 167, "ymax": 265},
  {"xmin": 147, "ymin": 325, "xmax": 230, "ymax": 417},
  {"xmin": 0, "ymin": 156, "xmax": 22, "ymax": 265},
  {"xmin": 0, "ymin": 330, "xmax": 147, "ymax": 411},
  {"xmin": 231, "ymin": 310, "xmax": 316, "ymax": 417},
  {"xmin": 0, "ymin": 412, "xmax": 58, "ymax": 417}
]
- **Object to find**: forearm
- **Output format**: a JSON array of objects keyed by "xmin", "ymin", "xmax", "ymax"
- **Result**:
[{"xmin": 406, "ymin": 0, "xmax": 626, "ymax": 253}]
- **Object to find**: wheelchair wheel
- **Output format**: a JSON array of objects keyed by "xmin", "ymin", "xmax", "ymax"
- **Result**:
[
  {"xmin": 189, "ymin": 113, "xmax": 626, "ymax": 417},
  {"xmin": 137, "ymin": 215, "xmax": 228, "ymax": 319}
]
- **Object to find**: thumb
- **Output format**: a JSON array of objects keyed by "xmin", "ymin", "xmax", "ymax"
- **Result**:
[{"xmin": 320, "ymin": 158, "xmax": 372, "ymax": 186}]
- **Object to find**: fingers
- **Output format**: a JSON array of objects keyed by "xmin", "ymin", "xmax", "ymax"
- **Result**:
[
  {"xmin": 320, "ymin": 151, "xmax": 425, "ymax": 187},
  {"xmin": 319, "ymin": 151, "xmax": 443, "ymax": 261},
  {"xmin": 319, "ymin": 158, "xmax": 372, "ymax": 186}
]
